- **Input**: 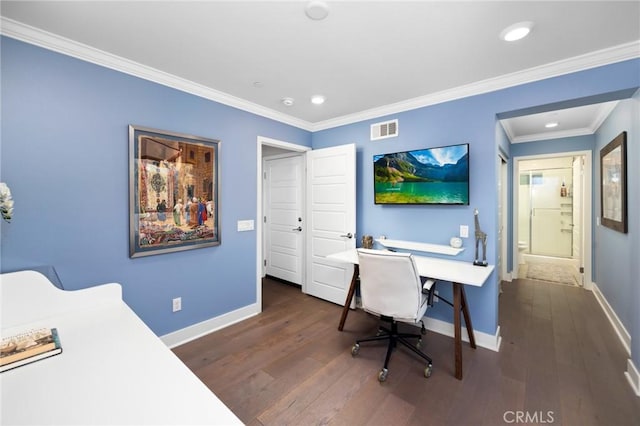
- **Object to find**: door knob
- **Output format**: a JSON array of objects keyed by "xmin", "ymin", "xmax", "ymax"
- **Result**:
[
  {"xmin": 340, "ymin": 232, "xmax": 353, "ymax": 239},
  {"xmin": 292, "ymin": 226, "xmax": 302, "ymax": 231}
]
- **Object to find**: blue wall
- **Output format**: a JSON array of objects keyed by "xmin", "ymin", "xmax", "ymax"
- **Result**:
[
  {"xmin": 312, "ymin": 62, "xmax": 640, "ymax": 336},
  {"xmin": 1, "ymin": 34, "xmax": 639, "ymax": 363},
  {"xmin": 0, "ymin": 37, "xmax": 311, "ymax": 335},
  {"xmin": 594, "ymin": 93, "xmax": 640, "ymax": 367}
]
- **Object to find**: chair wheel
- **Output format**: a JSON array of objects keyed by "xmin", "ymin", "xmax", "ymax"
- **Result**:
[
  {"xmin": 424, "ymin": 363, "xmax": 433, "ymax": 378},
  {"xmin": 351, "ymin": 343, "xmax": 360, "ymax": 356},
  {"xmin": 378, "ymin": 368, "xmax": 388, "ymax": 382}
]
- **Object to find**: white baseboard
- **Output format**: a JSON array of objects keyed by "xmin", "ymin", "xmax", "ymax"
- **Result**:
[
  {"xmin": 160, "ymin": 303, "xmax": 261, "ymax": 348},
  {"xmin": 625, "ymin": 358, "xmax": 640, "ymax": 397},
  {"xmin": 424, "ymin": 317, "xmax": 502, "ymax": 352},
  {"xmin": 591, "ymin": 282, "xmax": 631, "ymax": 355}
]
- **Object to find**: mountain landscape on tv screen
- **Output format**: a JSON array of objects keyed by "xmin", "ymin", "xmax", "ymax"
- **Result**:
[
  {"xmin": 374, "ymin": 151, "xmax": 469, "ymax": 183},
  {"xmin": 373, "ymin": 146, "xmax": 469, "ymax": 204}
]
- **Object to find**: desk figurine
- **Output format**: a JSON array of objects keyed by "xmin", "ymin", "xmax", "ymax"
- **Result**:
[{"xmin": 473, "ymin": 208, "xmax": 488, "ymax": 266}]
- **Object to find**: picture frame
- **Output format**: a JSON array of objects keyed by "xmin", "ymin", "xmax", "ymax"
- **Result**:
[
  {"xmin": 600, "ymin": 131, "xmax": 627, "ymax": 234},
  {"xmin": 129, "ymin": 125, "xmax": 221, "ymax": 258}
]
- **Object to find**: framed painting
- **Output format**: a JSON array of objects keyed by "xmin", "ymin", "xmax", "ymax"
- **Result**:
[
  {"xmin": 129, "ymin": 125, "xmax": 221, "ymax": 257},
  {"xmin": 600, "ymin": 131, "xmax": 627, "ymax": 234}
]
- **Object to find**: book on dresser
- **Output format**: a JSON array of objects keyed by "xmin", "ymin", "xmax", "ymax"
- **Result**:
[{"xmin": 0, "ymin": 327, "xmax": 63, "ymax": 372}]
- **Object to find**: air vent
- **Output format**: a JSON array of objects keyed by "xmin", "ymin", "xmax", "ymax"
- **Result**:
[{"xmin": 370, "ymin": 119, "xmax": 398, "ymax": 141}]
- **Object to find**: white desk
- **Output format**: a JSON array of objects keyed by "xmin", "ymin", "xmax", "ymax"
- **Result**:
[
  {"xmin": 375, "ymin": 238, "xmax": 464, "ymax": 256},
  {"xmin": 0, "ymin": 271, "xmax": 242, "ymax": 426},
  {"xmin": 327, "ymin": 249, "xmax": 494, "ymax": 380}
]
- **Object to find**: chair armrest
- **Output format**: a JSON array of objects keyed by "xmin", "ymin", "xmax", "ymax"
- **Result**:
[
  {"xmin": 421, "ymin": 278, "xmax": 437, "ymax": 306},
  {"xmin": 422, "ymin": 278, "xmax": 435, "ymax": 291}
]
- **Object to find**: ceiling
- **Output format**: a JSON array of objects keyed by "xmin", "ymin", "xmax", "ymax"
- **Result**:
[{"xmin": 1, "ymin": 1, "xmax": 639, "ymax": 138}]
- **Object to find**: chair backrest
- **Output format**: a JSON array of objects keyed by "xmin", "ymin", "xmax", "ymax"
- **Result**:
[{"xmin": 357, "ymin": 248, "xmax": 423, "ymax": 322}]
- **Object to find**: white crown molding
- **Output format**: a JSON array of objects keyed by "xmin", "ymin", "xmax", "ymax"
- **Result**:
[
  {"xmin": 2, "ymin": 17, "xmax": 638, "ymax": 133},
  {"xmin": 0, "ymin": 17, "xmax": 314, "ymax": 132},
  {"xmin": 507, "ymin": 100, "xmax": 621, "ymax": 143},
  {"xmin": 500, "ymin": 120, "xmax": 518, "ymax": 142},
  {"xmin": 311, "ymin": 40, "xmax": 640, "ymax": 131},
  {"xmin": 510, "ymin": 127, "xmax": 595, "ymax": 144},
  {"xmin": 591, "ymin": 100, "xmax": 620, "ymax": 132}
]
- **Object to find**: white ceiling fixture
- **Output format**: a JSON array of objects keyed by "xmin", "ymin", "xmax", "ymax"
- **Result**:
[
  {"xmin": 281, "ymin": 97, "xmax": 294, "ymax": 107},
  {"xmin": 311, "ymin": 95, "xmax": 325, "ymax": 105},
  {"xmin": 500, "ymin": 101, "xmax": 619, "ymax": 143},
  {"xmin": 0, "ymin": 2, "xmax": 638, "ymax": 130},
  {"xmin": 305, "ymin": 1, "xmax": 329, "ymax": 21},
  {"xmin": 500, "ymin": 21, "xmax": 534, "ymax": 42}
]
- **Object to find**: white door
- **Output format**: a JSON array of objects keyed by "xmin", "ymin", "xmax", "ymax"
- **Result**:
[
  {"xmin": 305, "ymin": 144, "xmax": 356, "ymax": 306},
  {"xmin": 497, "ymin": 156, "xmax": 507, "ymax": 289},
  {"xmin": 264, "ymin": 156, "xmax": 304, "ymax": 284},
  {"xmin": 572, "ymin": 156, "xmax": 584, "ymax": 285}
]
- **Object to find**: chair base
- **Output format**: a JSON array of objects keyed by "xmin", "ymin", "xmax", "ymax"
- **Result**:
[{"xmin": 352, "ymin": 318, "xmax": 433, "ymax": 382}]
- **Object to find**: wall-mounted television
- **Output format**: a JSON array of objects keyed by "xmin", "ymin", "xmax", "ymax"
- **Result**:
[{"xmin": 373, "ymin": 143, "xmax": 469, "ymax": 205}]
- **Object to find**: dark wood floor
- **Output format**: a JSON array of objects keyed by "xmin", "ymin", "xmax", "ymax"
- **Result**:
[{"xmin": 173, "ymin": 277, "xmax": 640, "ymax": 425}]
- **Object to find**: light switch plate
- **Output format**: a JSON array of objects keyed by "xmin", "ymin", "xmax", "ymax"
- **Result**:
[
  {"xmin": 237, "ymin": 220, "xmax": 254, "ymax": 232},
  {"xmin": 460, "ymin": 225, "xmax": 469, "ymax": 238}
]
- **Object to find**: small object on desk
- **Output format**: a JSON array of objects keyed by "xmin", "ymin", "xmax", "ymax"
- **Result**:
[
  {"xmin": 1, "ymin": 327, "xmax": 62, "ymax": 372},
  {"xmin": 450, "ymin": 237, "xmax": 463, "ymax": 248},
  {"xmin": 473, "ymin": 209, "xmax": 488, "ymax": 266}
]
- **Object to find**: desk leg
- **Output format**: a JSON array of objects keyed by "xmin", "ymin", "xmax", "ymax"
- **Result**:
[
  {"xmin": 453, "ymin": 282, "xmax": 477, "ymax": 380},
  {"xmin": 338, "ymin": 264, "xmax": 359, "ymax": 331},
  {"xmin": 453, "ymin": 282, "xmax": 463, "ymax": 380},
  {"xmin": 460, "ymin": 284, "xmax": 476, "ymax": 349}
]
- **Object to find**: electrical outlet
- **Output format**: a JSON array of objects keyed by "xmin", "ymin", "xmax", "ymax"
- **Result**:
[
  {"xmin": 460, "ymin": 225, "xmax": 469, "ymax": 238},
  {"xmin": 172, "ymin": 297, "xmax": 182, "ymax": 312}
]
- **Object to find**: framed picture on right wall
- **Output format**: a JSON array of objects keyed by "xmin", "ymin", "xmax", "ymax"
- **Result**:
[{"xmin": 600, "ymin": 131, "xmax": 627, "ymax": 233}]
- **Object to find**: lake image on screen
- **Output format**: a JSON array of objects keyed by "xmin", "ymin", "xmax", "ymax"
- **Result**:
[{"xmin": 374, "ymin": 145, "xmax": 469, "ymax": 204}]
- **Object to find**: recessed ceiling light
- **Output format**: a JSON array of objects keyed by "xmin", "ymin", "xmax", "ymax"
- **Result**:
[
  {"xmin": 305, "ymin": 1, "xmax": 329, "ymax": 20},
  {"xmin": 311, "ymin": 95, "xmax": 325, "ymax": 105},
  {"xmin": 253, "ymin": 81, "xmax": 263, "ymax": 88},
  {"xmin": 281, "ymin": 97, "xmax": 294, "ymax": 107},
  {"xmin": 545, "ymin": 121, "xmax": 559, "ymax": 128},
  {"xmin": 500, "ymin": 21, "xmax": 534, "ymax": 42}
]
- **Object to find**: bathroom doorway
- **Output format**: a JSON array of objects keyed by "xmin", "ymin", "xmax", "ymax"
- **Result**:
[{"xmin": 514, "ymin": 152, "xmax": 592, "ymax": 288}]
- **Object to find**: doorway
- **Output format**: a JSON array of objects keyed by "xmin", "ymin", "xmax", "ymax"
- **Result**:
[
  {"xmin": 257, "ymin": 137, "xmax": 310, "ymax": 308},
  {"xmin": 256, "ymin": 137, "xmax": 357, "ymax": 312},
  {"xmin": 513, "ymin": 151, "xmax": 592, "ymax": 289}
]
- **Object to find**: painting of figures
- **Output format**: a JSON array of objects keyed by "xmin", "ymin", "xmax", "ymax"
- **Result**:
[{"xmin": 129, "ymin": 125, "xmax": 220, "ymax": 257}]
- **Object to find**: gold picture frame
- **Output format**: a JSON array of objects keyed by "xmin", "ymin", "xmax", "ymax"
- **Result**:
[{"xmin": 129, "ymin": 125, "xmax": 221, "ymax": 257}]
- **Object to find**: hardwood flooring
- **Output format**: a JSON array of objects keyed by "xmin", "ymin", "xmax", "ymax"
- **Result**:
[{"xmin": 173, "ymin": 277, "xmax": 640, "ymax": 425}]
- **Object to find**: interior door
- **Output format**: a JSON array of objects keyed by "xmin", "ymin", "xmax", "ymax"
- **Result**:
[
  {"xmin": 572, "ymin": 156, "xmax": 584, "ymax": 285},
  {"xmin": 305, "ymin": 144, "xmax": 356, "ymax": 306},
  {"xmin": 497, "ymin": 156, "xmax": 506, "ymax": 289},
  {"xmin": 264, "ymin": 156, "xmax": 304, "ymax": 284}
]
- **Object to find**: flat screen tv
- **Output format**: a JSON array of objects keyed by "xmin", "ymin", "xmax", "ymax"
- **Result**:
[{"xmin": 373, "ymin": 143, "xmax": 469, "ymax": 205}]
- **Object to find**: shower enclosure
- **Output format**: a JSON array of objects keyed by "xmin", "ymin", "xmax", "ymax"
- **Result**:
[{"xmin": 518, "ymin": 160, "xmax": 574, "ymax": 258}]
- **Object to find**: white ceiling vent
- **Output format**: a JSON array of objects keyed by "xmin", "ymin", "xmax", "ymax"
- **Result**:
[{"xmin": 370, "ymin": 119, "xmax": 398, "ymax": 141}]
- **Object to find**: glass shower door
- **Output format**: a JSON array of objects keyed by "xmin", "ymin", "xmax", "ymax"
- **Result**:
[{"xmin": 529, "ymin": 169, "xmax": 573, "ymax": 258}]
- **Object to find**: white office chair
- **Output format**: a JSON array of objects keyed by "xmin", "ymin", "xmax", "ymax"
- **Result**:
[{"xmin": 351, "ymin": 248, "xmax": 434, "ymax": 382}]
